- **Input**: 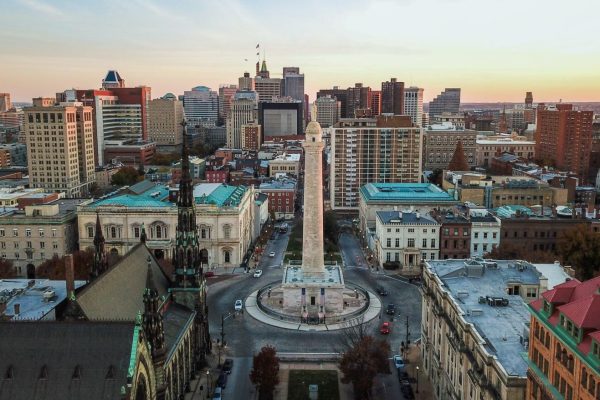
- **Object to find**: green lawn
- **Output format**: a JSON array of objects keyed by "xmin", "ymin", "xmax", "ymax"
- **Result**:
[{"xmin": 287, "ymin": 370, "xmax": 340, "ymax": 400}]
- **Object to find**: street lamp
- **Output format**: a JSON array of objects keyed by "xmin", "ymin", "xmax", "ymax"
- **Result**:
[
  {"xmin": 206, "ymin": 370, "xmax": 210, "ymax": 399},
  {"xmin": 219, "ymin": 312, "xmax": 235, "ymax": 366},
  {"xmin": 416, "ymin": 366, "xmax": 420, "ymax": 394}
]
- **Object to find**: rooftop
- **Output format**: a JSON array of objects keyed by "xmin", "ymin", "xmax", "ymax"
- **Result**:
[
  {"xmin": 194, "ymin": 183, "xmax": 248, "ymax": 207},
  {"xmin": 426, "ymin": 258, "xmax": 544, "ymax": 377},
  {"xmin": 0, "ymin": 279, "xmax": 86, "ymax": 320},
  {"xmin": 283, "ymin": 265, "xmax": 344, "ymax": 286},
  {"xmin": 260, "ymin": 179, "xmax": 297, "ymax": 190},
  {"xmin": 376, "ymin": 211, "xmax": 438, "ymax": 225},
  {"xmin": 360, "ymin": 183, "xmax": 457, "ymax": 204}
]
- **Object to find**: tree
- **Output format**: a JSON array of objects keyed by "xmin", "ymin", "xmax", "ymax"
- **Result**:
[
  {"xmin": 0, "ymin": 258, "xmax": 16, "ymax": 278},
  {"xmin": 428, "ymin": 168, "xmax": 443, "ymax": 186},
  {"xmin": 151, "ymin": 152, "xmax": 180, "ymax": 166},
  {"xmin": 337, "ymin": 320, "xmax": 391, "ymax": 400},
  {"xmin": 447, "ymin": 140, "xmax": 470, "ymax": 171},
  {"xmin": 36, "ymin": 249, "xmax": 96, "ymax": 280},
  {"xmin": 250, "ymin": 345, "xmax": 280, "ymax": 400},
  {"xmin": 558, "ymin": 226, "xmax": 600, "ymax": 280},
  {"xmin": 485, "ymin": 243, "xmax": 556, "ymax": 263},
  {"xmin": 111, "ymin": 166, "xmax": 142, "ymax": 186},
  {"xmin": 324, "ymin": 210, "xmax": 339, "ymax": 244},
  {"xmin": 88, "ymin": 182, "xmax": 103, "ymax": 197}
]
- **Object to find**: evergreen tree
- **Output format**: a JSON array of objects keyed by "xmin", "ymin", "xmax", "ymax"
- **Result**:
[{"xmin": 447, "ymin": 140, "xmax": 470, "ymax": 171}]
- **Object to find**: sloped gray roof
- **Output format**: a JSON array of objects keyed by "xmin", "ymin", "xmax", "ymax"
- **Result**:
[
  {"xmin": 163, "ymin": 303, "xmax": 195, "ymax": 359},
  {"xmin": 76, "ymin": 244, "xmax": 170, "ymax": 320},
  {"xmin": 0, "ymin": 321, "xmax": 134, "ymax": 400}
]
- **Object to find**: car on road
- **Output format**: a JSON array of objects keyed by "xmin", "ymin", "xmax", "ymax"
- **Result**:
[
  {"xmin": 204, "ymin": 271, "xmax": 215, "ymax": 278},
  {"xmin": 212, "ymin": 386, "xmax": 222, "ymax": 399},
  {"xmin": 400, "ymin": 380, "xmax": 414, "ymax": 399},
  {"xmin": 269, "ymin": 251, "xmax": 276, "ymax": 257},
  {"xmin": 217, "ymin": 372, "xmax": 228, "ymax": 388},
  {"xmin": 234, "ymin": 299, "xmax": 243, "ymax": 311},
  {"xmin": 393, "ymin": 354, "xmax": 405, "ymax": 369},
  {"xmin": 376, "ymin": 286, "xmax": 388, "ymax": 296},
  {"xmin": 386, "ymin": 304, "xmax": 396, "ymax": 315},
  {"xmin": 222, "ymin": 358, "xmax": 233, "ymax": 374},
  {"xmin": 253, "ymin": 269, "xmax": 263, "ymax": 278},
  {"xmin": 380, "ymin": 322, "xmax": 391, "ymax": 334}
]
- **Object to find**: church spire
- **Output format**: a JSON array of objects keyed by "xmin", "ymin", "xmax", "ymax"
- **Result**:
[
  {"xmin": 178, "ymin": 121, "xmax": 194, "ymax": 208},
  {"xmin": 140, "ymin": 223, "xmax": 147, "ymax": 244},
  {"xmin": 142, "ymin": 256, "xmax": 166, "ymax": 356},
  {"xmin": 92, "ymin": 211, "xmax": 107, "ymax": 278}
]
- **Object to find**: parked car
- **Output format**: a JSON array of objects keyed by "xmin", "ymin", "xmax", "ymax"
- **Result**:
[
  {"xmin": 376, "ymin": 286, "xmax": 388, "ymax": 296},
  {"xmin": 217, "ymin": 372, "xmax": 228, "ymax": 388},
  {"xmin": 386, "ymin": 304, "xmax": 396, "ymax": 315},
  {"xmin": 400, "ymin": 380, "xmax": 414, "ymax": 399},
  {"xmin": 393, "ymin": 354, "xmax": 405, "ymax": 369},
  {"xmin": 222, "ymin": 358, "xmax": 233, "ymax": 374},
  {"xmin": 204, "ymin": 271, "xmax": 215, "ymax": 278},
  {"xmin": 269, "ymin": 251, "xmax": 276, "ymax": 257},
  {"xmin": 212, "ymin": 386, "xmax": 222, "ymax": 399},
  {"xmin": 253, "ymin": 269, "xmax": 263, "ymax": 278},
  {"xmin": 380, "ymin": 322, "xmax": 391, "ymax": 334},
  {"xmin": 234, "ymin": 299, "xmax": 243, "ymax": 311}
]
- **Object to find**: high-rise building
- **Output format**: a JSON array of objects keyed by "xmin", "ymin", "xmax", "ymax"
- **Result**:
[
  {"xmin": 238, "ymin": 72, "xmax": 254, "ymax": 91},
  {"xmin": 536, "ymin": 104, "xmax": 593, "ymax": 183},
  {"xmin": 314, "ymin": 95, "xmax": 341, "ymax": 128},
  {"xmin": 369, "ymin": 91, "xmax": 381, "ymax": 116},
  {"xmin": 347, "ymin": 83, "xmax": 371, "ymax": 118},
  {"xmin": 218, "ymin": 84, "xmax": 238, "ymax": 122},
  {"xmin": 226, "ymin": 91, "xmax": 258, "ymax": 148},
  {"xmin": 0, "ymin": 93, "xmax": 11, "ymax": 112},
  {"xmin": 429, "ymin": 88, "xmax": 461, "ymax": 118},
  {"xmin": 183, "ymin": 86, "xmax": 218, "ymax": 128},
  {"xmin": 381, "ymin": 78, "xmax": 404, "ymax": 115},
  {"xmin": 317, "ymin": 87, "xmax": 349, "ymax": 118},
  {"xmin": 330, "ymin": 115, "xmax": 423, "ymax": 210},
  {"xmin": 258, "ymin": 100, "xmax": 303, "ymax": 137},
  {"xmin": 241, "ymin": 122, "xmax": 262, "ymax": 150},
  {"xmin": 526, "ymin": 275, "xmax": 600, "ymax": 400},
  {"xmin": 24, "ymin": 102, "xmax": 95, "ymax": 197},
  {"xmin": 101, "ymin": 70, "xmax": 125, "ymax": 89},
  {"xmin": 255, "ymin": 77, "xmax": 282, "ymax": 102},
  {"xmin": 404, "ymin": 86, "xmax": 424, "ymax": 126},
  {"xmin": 148, "ymin": 94, "xmax": 185, "ymax": 147},
  {"xmin": 525, "ymin": 91, "xmax": 533, "ymax": 109},
  {"xmin": 283, "ymin": 67, "xmax": 304, "ymax": 102},
  {"xmin": 423, "ymin": 124, "xmax": 477, "ymax": 170}
]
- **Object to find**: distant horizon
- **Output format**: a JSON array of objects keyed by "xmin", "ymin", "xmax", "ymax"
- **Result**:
[{"xmin": 2, "ymin": 0, "xmax": 600, "ymax": 103}]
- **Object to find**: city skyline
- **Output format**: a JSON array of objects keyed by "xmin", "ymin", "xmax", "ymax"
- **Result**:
[{"xmin": 2, "ymin": 0, "xmax": 600, "ymax": 103}]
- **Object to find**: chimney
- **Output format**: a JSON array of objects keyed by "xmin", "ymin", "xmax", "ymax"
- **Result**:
[
  {"xmin": 65, "ymin": 254, "xmax": 75, "ymax": 298},
  {"xmin": 398, "ymin": 211, "xmax": 403, "ymax": 220},
  {"xmin": 416, "ymin": 211, "xmax": 421, "ymax": 219},
  {"xmin": 14, "ymin": 303, "xmax": 20, "ymax": 315}
]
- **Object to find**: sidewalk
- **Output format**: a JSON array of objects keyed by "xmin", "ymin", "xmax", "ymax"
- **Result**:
[{"xmin": 404, "ymin": 343, "xmax": 434, "ymax": 399}]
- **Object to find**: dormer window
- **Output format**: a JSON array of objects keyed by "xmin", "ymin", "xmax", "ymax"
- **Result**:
[{"xmin": 543, "ymin": 300, "xmax": 552, "ymax": 314}]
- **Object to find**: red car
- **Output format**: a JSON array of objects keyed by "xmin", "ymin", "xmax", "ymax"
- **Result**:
[{"xmin": 380, "ymin": 322, "xmax": 391, "ymax": 334}]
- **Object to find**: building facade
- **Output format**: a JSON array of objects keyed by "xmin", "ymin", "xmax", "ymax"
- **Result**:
[
  {"xmin": 476, "ymin": 136, "xmax": 536, "ymax": 167},
  {"xmin": 241, "ymin": 122, "xmax": 262, "ymax": 150},
  {"xmin": 527, "ymin": 276, "xmax": 600, "ymax": 400},
  {"xmin": 148, "ymin": 95, "xmax": 184, "ymax": 146},
  {"xmin": 258, "ymin": 100, "xmax": 303, "ymax": 137},
  {"xmin": 469, "ymin": 209, "xmax": 501, "ymax": 257},
  {"xmin": 404, "ymin": 86, "xmax": 424, "ymax": 127},
  {"xmin": 381, "ymin": 78, "xmax": 404, "ymax": 115},
  {"xmin": 435, "ymin": 212, "xmax": 471, "ymax": 259},
  {"xmin": 314, "ymin": 95, "xmax": 341, "ymax": 128},
  {"xmin": 268, "ymin": 153, "xmax": 301, "ymax": 177},
  {"xmin": 330, "ymin": 116, "xmax": 423, "ymax": 210},
  {"xmin": 226, "ymin": 91, "xmax": 257, "ymax": 148},
  {"xmin": 24, "ymin": 102, "xmax": 96, "ymax": 197},
  {"xmin": 423, "ymin": 125, "xmax": 477, "ymax": 170},
  {"xmin": 259, "ymin": 177, "xmax": 297, "ymax": 220},
  {"xmin": 183, "ymin": 86, "xmax": 219, "ymax": 128},
  {"xmin": 428, "ymin": 88, "xmax": 461, "ymax": 118},
  {"xmin": 218, "ymin": 84, "xmax": 237, "ymax": 122}
]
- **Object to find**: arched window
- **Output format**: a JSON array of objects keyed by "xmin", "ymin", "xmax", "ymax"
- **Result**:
[
  {"xmin": 201, "ymin": 228, "xmax": 206, "ymax": 239},
  {"xmin": 155, "ymin": 226, "xmax": 162, "ymax": 239},
  {"xmin": 224, "ymin": 250, "xmax": 231, "ymax": 263}
]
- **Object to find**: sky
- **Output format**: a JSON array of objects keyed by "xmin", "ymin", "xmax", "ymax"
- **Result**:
[{"xmin": 2, "ymin": 0, "xmax": 600, "ymax": 103}]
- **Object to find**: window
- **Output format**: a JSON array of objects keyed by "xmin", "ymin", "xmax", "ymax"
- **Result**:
[
  {"xmin": 386, "ymin": 238, "xmax": 391, "ymax": 247},
  {"xmin": 526, "ymin": 288, "xmax": 537, "ymax": 298},
  {"xmin": 87, "ymin": 226, "xmax": 94, "ymax": 238},
  {"xmin": 155, "ymin": 226, "xmax": 162, "ymax": 239},
  {"xmin": 431, "ymin": 239, "xmax": 435, "ymax": 248},
  {"xmin": 0, "ymin": 229, "xmax": 4, "ymax": 237},
  {"xmin": 26, "ymin": 229, "xmax": 31, "ymax": 237},
  {"xmin": 431, "ymin": 253, "xmax": 435, "ymax": 260},
  {"xmin": 40, "ymin": 242, "xmax": 45, "ymax": 249},
  {"xmin": 408, "ymin": 228, "xmax": 415, "ymax": 233},
  {"xmin": 492, "ymin": 232, "xmax": 497, "ymax": 239},
  {"xmin": 483, "ymin": 232, "xmax": 488, "ymax": 239},
  {"xmin": 133, "ymin": 227, "xmax": 140, "ymax": 238},
  {"xmin": 52, "ymin": 228, "xmax": 57, "ymax": 237},
  {"xmin": 408, "ymin": 238, "xmax": 415, "ymax": 247},
  {"xmin": 474, "ymin": 244, "xmax": 479, "ymax": 251},
  {"xmin": 453, "ymin": 228, "xmax": 458, "ymax": 236},
  {"xmin": 53, "ymin": 242, "xmax": 58, "ymax": 249},
  {"xmin": 223, "ymin": 225, "xmax": 231, "ymax": 239},
  {"xmin": 386, "ymin": 252, "xmax": 391, "ymax": 262},
  {"xmin": 201, "ymin": 228, "xmax": 207, "ymax": 239},
  {"xmin": 474, "ymin": 232, "xmax": 479, "ymax": 239},
  {"xmin": 13, "ymin": 229, "xmax": 18, "ymax": 237},
  {"xmin": 423, "ymin": 238, "xmax": 427, "ymax": 248},
  {"xmin": 224, "ymin": 250, "xmax": 231, "ymax": 263},
  {"xmin": 395, "ymin": 238, "xmax": 400, "ymax": 247},
  {"xmin": 14, "ymin": 242, "xmax": 19, "ymax": 249},
  {"xmin": 110, "ymin": 226, "xmax": 117, "ymax": 239},
  {"xmin": 482, "ymin": 244, "xmax": 488, "ymax": 252},
  {"xmin": 39, "ymin": 229, "xmax": 44, "ymax": 237}
]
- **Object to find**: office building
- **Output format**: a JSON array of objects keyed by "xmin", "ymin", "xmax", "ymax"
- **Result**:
[
  {"xmin": 268, "ymin": 153, "xmax": 301, "ymax": 177},
  {"xmin": 218, "ymin": 84, "xmax": 238, "ymax": 122},
  {"xmin": 330, "ymin": 115, "xmax": 423, "ymax": 210},
  {"xmin": 423, "ymin": 123, "xmax": 477, "ymax": 170},
  {"xmin": 255, "ymin": 77, "xmax": 282, "ymax": 102},
  {"xmin": 0, "ymin": 93, "xmax": 11, "ymax": 112},
  {"xmin": 422, "ymin": 258, "xmax": 548, "ymax": 400},
  {"xmin": 226, "ymin": 91, "xmax": 258, "ymax": 148},
  {"xmin": 317, "ymin": 87, "xmax": 349, "ymax": 118},
  {"xmin": 24, "ymin": 102, "xmax": 95, "ymax": 197},
  {"xmin": 183, "ymin": 86, "xmax": 219, "ymax": 128},
  {"xmin": 148, "ymin": 94, "xmax": 184, "ymax": 147},
  {"xmin": 527, "ymin": 275, "xmax": 600, "ymax": 400},
  {"xmin": 404, "ymin": 86, "xmax": 424, "ymax": 126},
  {"xmin": 381, "ymin": 78, "xmax": 404, "ymax": 115},
  {"xmin": 0, "ymin": 143, "xmax": 27, "ymax": 166},
  {"xmin": 258, "ymin": 100, "xmax": 303, "ymax": 137},
  {"xmin": 429, "ymin": 88, "xmax": 461, "ymax": 118},
  {"xmin": 476, "ymin": 135, "xmax": 535, "ymax": 167},
  {"xmin": 241, "ymin": 122, "xmax": 262, "ymax": 150},
  {"xmin": 369, "ymin": 90, "xmax": 382, "ymax": 116},
  {"xmin": 101, "ymin": 69, "xmax": 125, "ymax": 88},
  {"xmin": 283, "ymin": 67, "xmax": 305, "ymax": 102},
  {"xmin": 238, "ymin": 72, "xmax": 254, "ymax": 91},
  {"xmin": 374, "ymin": 210, "xmax": 440, "ymax": 268},
  {"xmin": 104, "ymin": 140, "xmax": 156, "ymax": 167},
  {"xmin": 315, "ymin": 95, "xmax": 341, "ymax": 128},
  {"xmin": 536, "ymin": 104, "xmax": 593, "ymax": 183},
  {"xmin": 347, "ymin": 83, "xmax": 371, "ymax": 118}
]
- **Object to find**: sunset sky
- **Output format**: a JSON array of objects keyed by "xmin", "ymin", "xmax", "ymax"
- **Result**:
[{"xmin": 2, "ymin": 0, "xmax": 600, "ymax": 103}]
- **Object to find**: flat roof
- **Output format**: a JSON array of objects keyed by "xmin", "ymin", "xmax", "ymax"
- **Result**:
[
  {"xmin": 376, "ymin": 211, "xmax": 438, "ymax": 225},
  {"xmin": 1, "ymin": 278, "xmax": 86, "ymax": 320},
  {"xmin": 283, "ymin": 265, "xmax": 344, "ymax": 285},
  {"xmin": 426, "ymin": 259, "xmax": 542, "ymax": 377},
  {"xmin": 194, "ymin": 183, "xmax": 248, "ymax": 207},
  {"xmin": 360, "ymin": 183, "xmax": 457, "ymax": 204}
]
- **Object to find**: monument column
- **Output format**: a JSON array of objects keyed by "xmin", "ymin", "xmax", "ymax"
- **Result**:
[{"xmin": 302, "ymin": 122, "xmax": 325, "ymax": 275}]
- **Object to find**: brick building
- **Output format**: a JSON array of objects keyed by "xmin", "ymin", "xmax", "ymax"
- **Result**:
[
  {"xmin": 259, "ymin": 178, "xmax": 297, "ymax": 219},
  {"xmin": 434, "ymin": 211, "xmax": 471, "ymax": 259}
]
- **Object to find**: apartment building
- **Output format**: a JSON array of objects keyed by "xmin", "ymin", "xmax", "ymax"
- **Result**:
[{"xmin": 423, "ymin": 123, "xmax": 477, "ymax": 170}]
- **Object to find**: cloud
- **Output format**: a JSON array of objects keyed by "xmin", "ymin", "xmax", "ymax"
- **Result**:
[
  {"xmin": 130, "ymin": 0, "xmax": 186, "ymax": 22},
  {"xmin": 19, "ymin": 0, "xmax": 64, "ymax": 16}
]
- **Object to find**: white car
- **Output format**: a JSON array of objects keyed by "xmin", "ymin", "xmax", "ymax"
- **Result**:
[
  {"xmin": 393, "ymin": 355, "xmax": 405, "ymax": 369},
  {"xmin": 234, "ymin": 299, "xmax": 243, "ymax": 311},
  {"xmin": 253, "ymin": 269, "xmax": 263, "ymax": 278},
  {"xmin": 269, "ymin": 251, "xmax": 276, "ymax": 257}
]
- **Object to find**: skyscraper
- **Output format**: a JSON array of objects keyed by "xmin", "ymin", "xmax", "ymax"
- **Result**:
[
  {"xmin": 283, "ymin": 67, "xmax": 304, "ymax": 102},
  {"xmin": 255, "ymin": 76, "xmax": 282, "ymax": 102},
  {"xmin": 148, "ymin": 94, "xmax": 185, "ymax": 147},
  {"xmin": 525, "ymin": 91, "xmax": 533, "ymax": 109},
  {"xmin": 347, "ymin": 83, "xmax": 371, "ymax": 118},
  {"xmin": 381, "ymin": 78, "xmax": 404, "ymax": 115},
  {"xmin": 238, "ymin": 72, "xmax": 254, "ymax": 91},
  {"xmin": 428, "ymin": 88, "xmax": 461, "ymax": 118},
  {"xmin": 226, "ymin": 91, "xmax": 257, "ymax": 148},
  {"xmin": 0, "ymin": 93, "xmax": 11, "ymax": 112},
  {"xmin": 536, "ymin": 104, "xmax": 593, "ymax": 183},
  {"xmin": 404, "ymin": 87, "xmax": 424, "ymax": 126},
  {"xmin": 258, "ymin": 100, "xmax": 303, "ymax": 137},
  {"xmin": 369, "ymin": 91, "xmax": 381, "ymax": 116},
  {"xmin": 314, "ymin": 96, "xmax": 341, "ymax": 128},
  {"xmin": 183, "ymin": 86, "xmax": 219, "ymax": 128},
  {"xmin": 101, "ymin": 70, "xmax": 125, "ymax": 89},
  {"xmin": 317, "ymin": 87, "xmax": 349, "ymax": 118},
  {"xmin": 24, "ymin": 101, "xmax": 96, "ymax": 197},
  {"xmin": 218, "ymin": 84, "xmax": 238, "ymax": 123}
]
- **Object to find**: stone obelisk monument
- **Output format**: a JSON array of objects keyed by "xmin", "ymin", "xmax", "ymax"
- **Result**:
[
  {"xmin": 282, "ymin": 121, "xmax": 344, "ymax": 315},
  {"xmin": 302, "ymin": 121, "xmax": 325, "ymax": 276}
]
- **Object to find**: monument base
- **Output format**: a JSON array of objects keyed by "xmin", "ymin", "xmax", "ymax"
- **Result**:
[{"xmin": 281, "ymin": 264, "xmax": 345, "ymax": 314}]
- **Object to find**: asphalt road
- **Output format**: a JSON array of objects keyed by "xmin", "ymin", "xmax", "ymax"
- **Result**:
[
  {"xmin": 206, "ymin": 231, "xmax": 422, "ymax": 400},
  {"xmin": 338, "ymin": 232, "xmax": 369, "ymax": 269}
]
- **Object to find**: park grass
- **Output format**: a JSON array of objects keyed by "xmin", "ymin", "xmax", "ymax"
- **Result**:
[{"xmin": 287, "ymin": 370, "xmax": 340, "ymax": 400}]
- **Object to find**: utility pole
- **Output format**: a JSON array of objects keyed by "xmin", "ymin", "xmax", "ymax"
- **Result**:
[
  {"xmin": 405, "ymin": 315, "xmax": 410, "ymax": 357},
  {"xmin": 219, "ymin": 312, "xmax": 235, "ymax": 366}
]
